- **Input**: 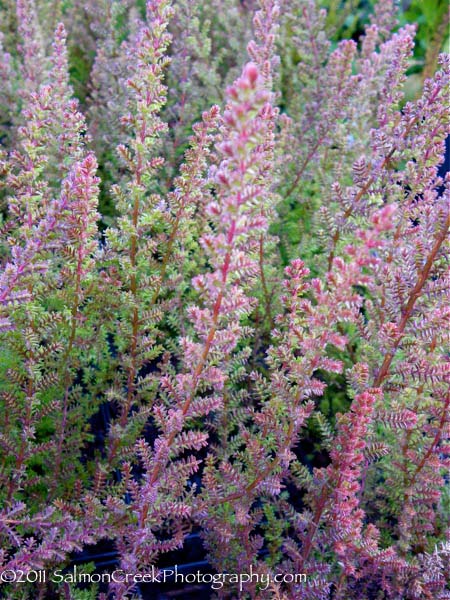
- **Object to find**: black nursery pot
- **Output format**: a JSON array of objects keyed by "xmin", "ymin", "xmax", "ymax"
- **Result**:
[{"xmin": 69, "ymin": 534, "xmax": 212, "ymax": 599}]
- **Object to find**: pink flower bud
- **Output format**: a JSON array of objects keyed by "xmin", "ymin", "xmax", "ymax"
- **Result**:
[{"xmin": 243, "ymin": 62, "xmax": 259, "ymax": 87}]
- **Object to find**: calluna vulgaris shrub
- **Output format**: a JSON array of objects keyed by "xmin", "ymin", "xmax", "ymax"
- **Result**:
[{"xmin": 0, "ymin": 0, "xmax": 449, "ymax": 598}]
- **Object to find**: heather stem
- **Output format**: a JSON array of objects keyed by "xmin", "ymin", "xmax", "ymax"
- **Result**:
[{"xmin": 300, "ymin": 214, "xmax": 449, "ymax": 568}]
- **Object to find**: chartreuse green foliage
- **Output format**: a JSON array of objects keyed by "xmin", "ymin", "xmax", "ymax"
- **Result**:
[{"xmin": 0, "ymin": 1, "xmax": 448, "ymax": 599}]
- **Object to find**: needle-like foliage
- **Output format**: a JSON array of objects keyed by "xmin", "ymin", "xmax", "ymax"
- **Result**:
[{"xmin": 0, "ymin": 1, "xmax": 448, "ymax": 599}]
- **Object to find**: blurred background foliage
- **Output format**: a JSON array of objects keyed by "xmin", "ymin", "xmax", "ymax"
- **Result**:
[
  {"xmin": 272, "ymin": 0, "xmax": 449, "ymax": 267},
  {"xmin": 0, "ymin": 0, "xmax": 447, "ymax": 120},
  {"xmin": 321, "ymin": 0, "xmax": 449, "ymax": 97},
  {"xmin": 1, "ymin": 0, "xmax": 447, "ymax": 224}
]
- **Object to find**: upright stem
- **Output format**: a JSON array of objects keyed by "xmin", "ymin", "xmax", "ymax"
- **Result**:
[
  {"xmin": 139, "ymin": 221, "xmax": 237, "ymax": 525},
  {"xmin": 51, "ymin": 252, "xmax": 82, "ymax": 492},
  {"xmin": 326, "ymin": 115, "xmax": 420, "ymax": 271},
  {"xmin": 299, "ymin": 214, "xmax": 448, "ymax": 568},
  {"xmin": 259, "ymin": 235, "xmax": 274, "ymax": 330}
]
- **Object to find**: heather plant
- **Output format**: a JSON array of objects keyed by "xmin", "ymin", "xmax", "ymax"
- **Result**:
[{"xmin": 0, "ymin": 1, "xmax": 448, "ymax": 599}]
